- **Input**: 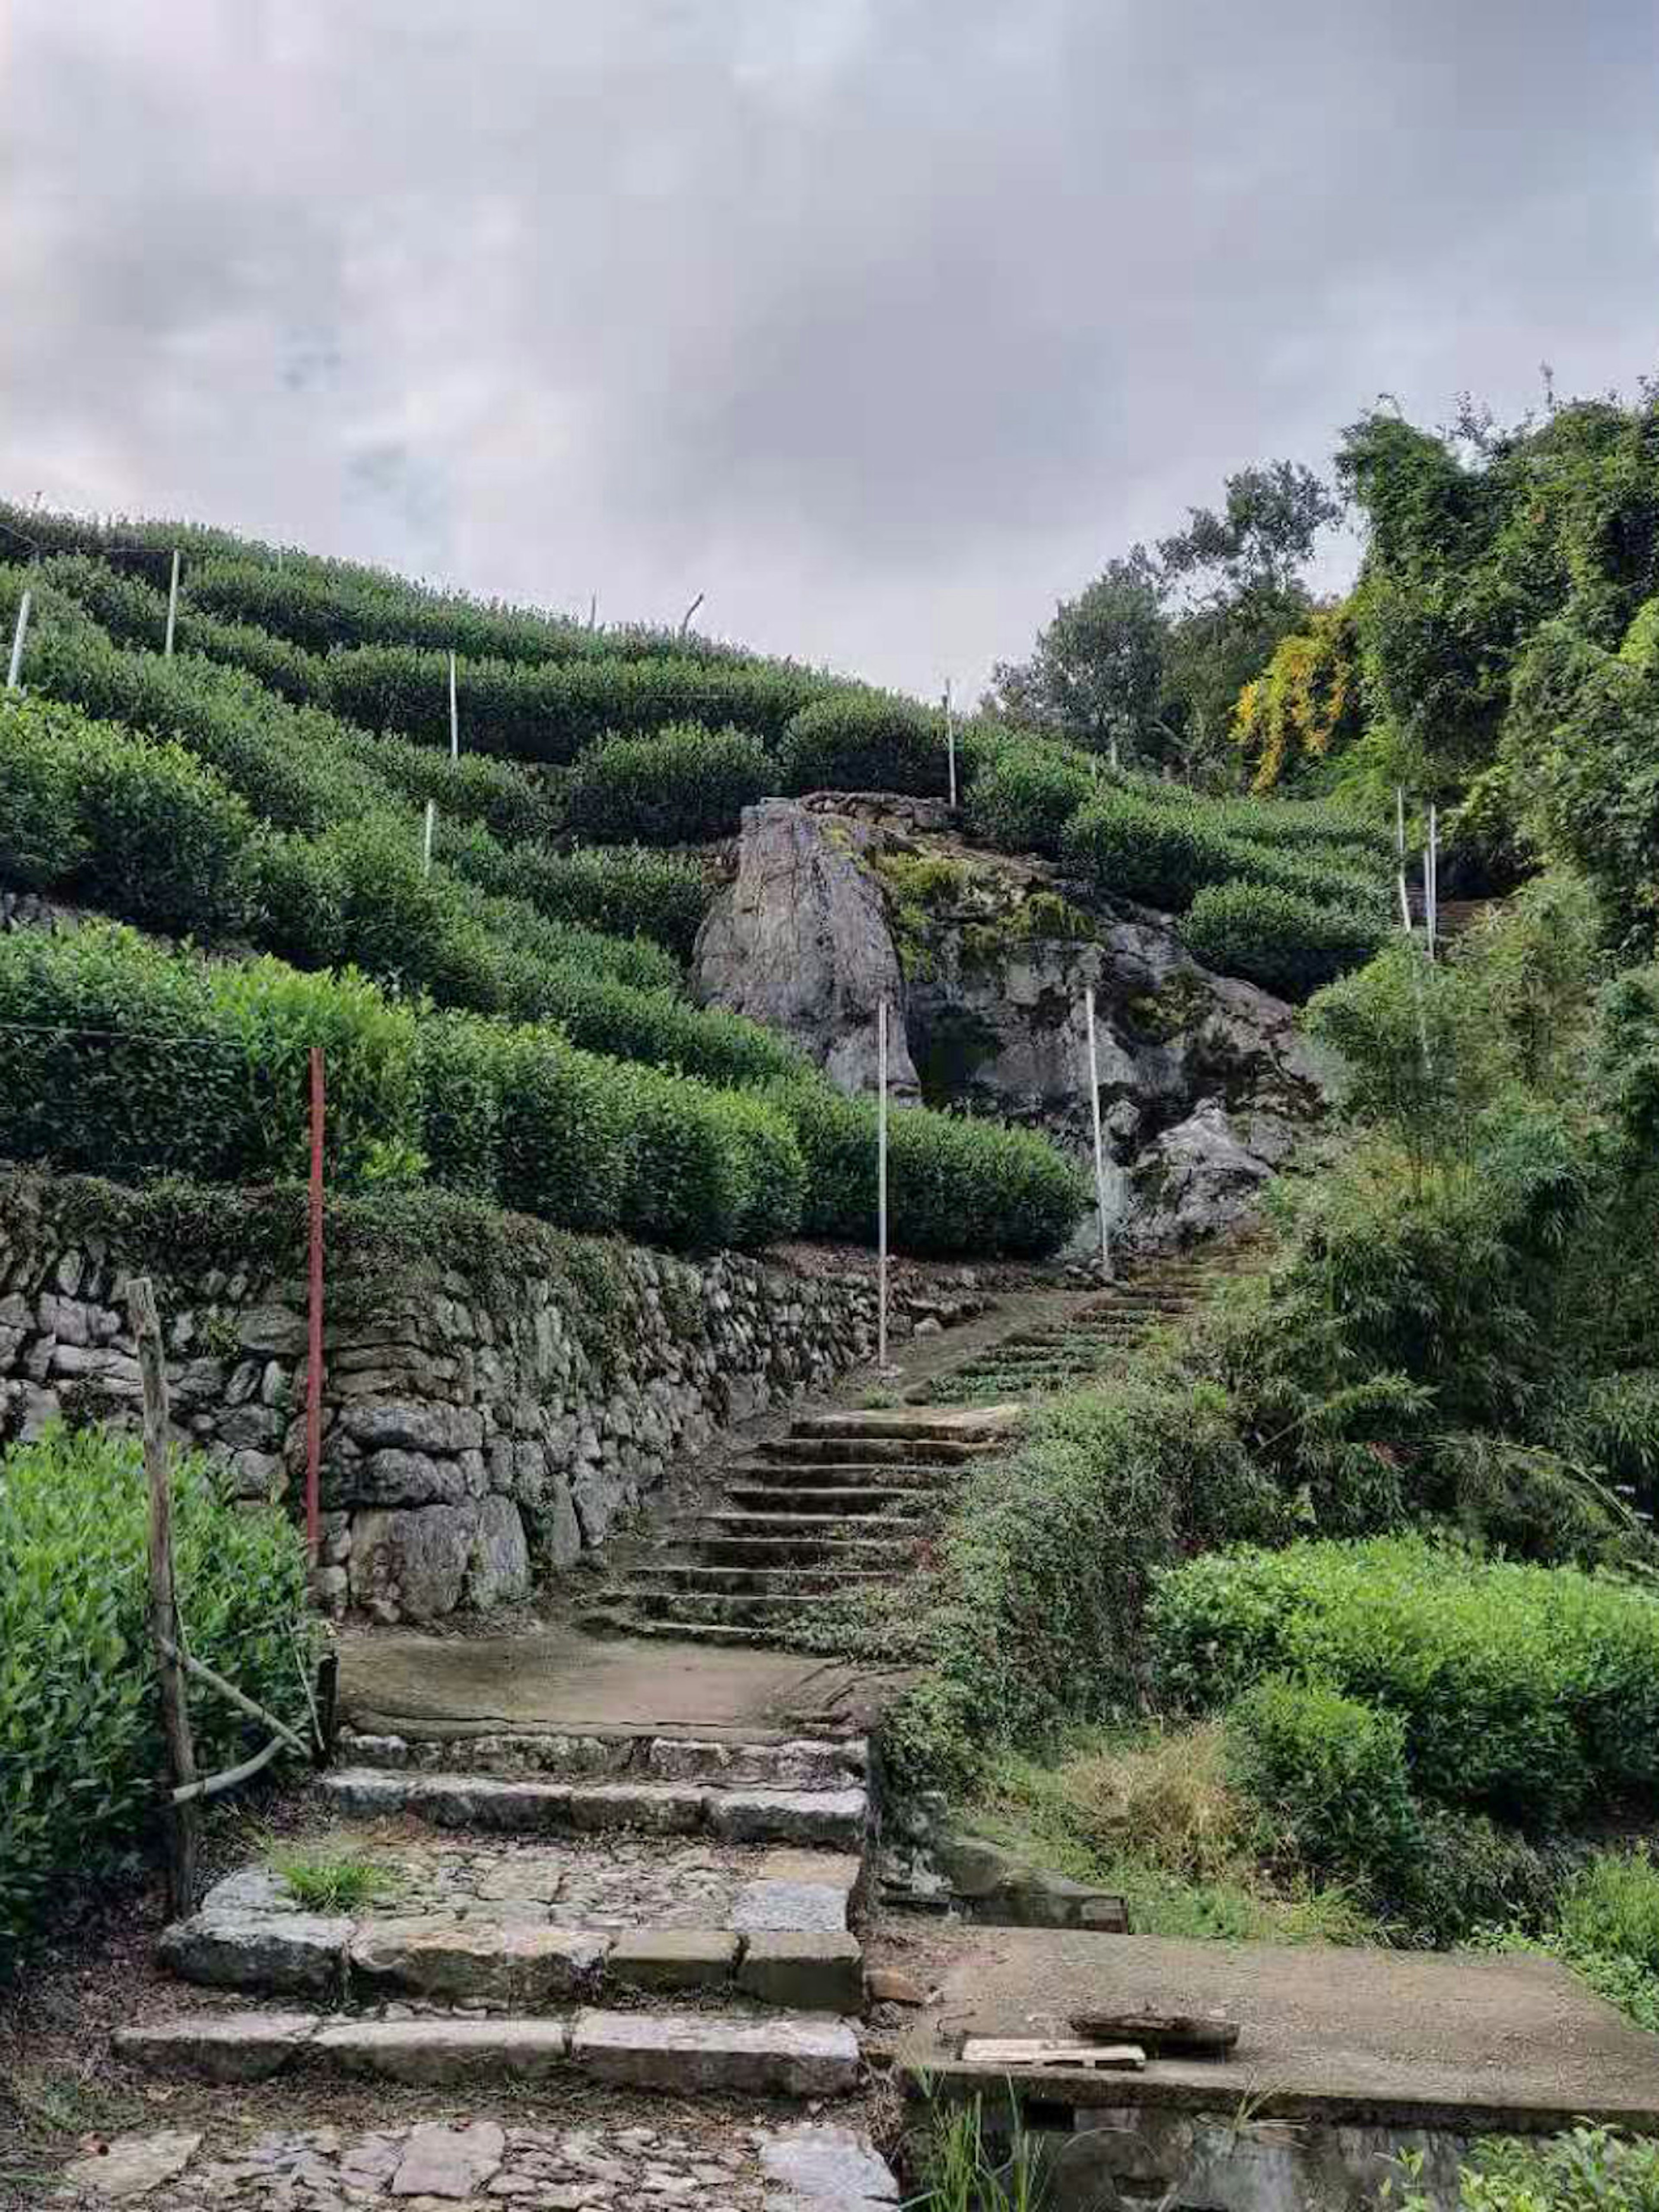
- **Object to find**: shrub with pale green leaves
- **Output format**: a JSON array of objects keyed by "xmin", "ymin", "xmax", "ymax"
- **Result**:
[
  {"xmin": 564, "ymin": 723, "xmax": 771, "ymax": 843},
  {"xmin": 1223, "ymin": 1674, "xmax": 1421, "ymax": 1891},
  {"xmin": 1182, "ymin": 879, "xmax": 1386, "ymax": 996},
  {"xmin": 0, "ymin": 1424, "xmax": 316, "ymax": 1972},
  {"xmin": 964, "ymin": 744, "xmax": 1096, "ymax": 857},
  {"xmin": 777, "ymin": 691, "xmax": 947, "ymax": 798}
]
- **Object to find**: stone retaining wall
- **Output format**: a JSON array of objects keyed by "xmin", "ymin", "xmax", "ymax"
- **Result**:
[{"xmin": 0, "ymin": 1179, "xmax": 979, "ymax": 1622}]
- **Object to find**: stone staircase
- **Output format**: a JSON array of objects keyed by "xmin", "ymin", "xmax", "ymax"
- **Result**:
[
  {"xmin": 582, "ymin": 1405, "xmax": 1020, "ymax": 1647},
  {"xmin": 906, "ymin": 1255, "xmax": 1214, "ymax": 1406},
  {"xmin": 116, "ymin": 1716, "xmax": 877, "ymax": 2101}
]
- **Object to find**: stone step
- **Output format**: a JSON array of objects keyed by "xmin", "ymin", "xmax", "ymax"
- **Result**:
[
  {"xmin": 116, "ymin": 2008, "xmax": 861, "ymax": 2096},
  {"xmin": 693, "ymin": 1509, "xmax": 925, "ymax": 1538},
  {"xmin": 612, "ymin": 1586, "xmax": 861, "ymax": 1632},
  {"xmin": 336, "ymin": 1728, "xmax": 866, "ymax": 1789},
  {"xmin": 790, "ymin": 1406, "xmax": 1019, "ymax": 1442},
  {"xmin": 764, "ymin": 1434, "xmax": 996, "ymax": 1467},
  {"xmin": 321, "ymin": 1768, "xmax": 869, "ymax": 1849},
  {"xmin": 722, "ymin": 1483, "xmax": 934, "ymax": 1517},
  {"xmin": 736, "ymin": 1454, "xmax": 953, "ymax": 1485},
  {"xmin": 582, "ymin": 1609, "xmax": 804, "ymax": 1649},
  {"xmin": 689, "ymin": 1532, "xmax": 917, "ymax": 1568},
  {"xmin": 627, "ymin": 1563, "xmax": 890, "ymax": 1599}
]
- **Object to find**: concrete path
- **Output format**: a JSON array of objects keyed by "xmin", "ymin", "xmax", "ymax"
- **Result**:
[
  {"xmin": 894, "ymin": 1925, "xmax": 1659, "ymax": 2133},
  {"xmin": 340, "ymin": 1619, "xmax": 909, "ymax": 1743}
]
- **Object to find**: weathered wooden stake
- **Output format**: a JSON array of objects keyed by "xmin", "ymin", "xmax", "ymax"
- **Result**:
[
  {"xmin": 6, "ymin": 588, "xmax": 31, "ymax": 691},
  {"xmin": 127, "ymin": 1274, "xmax": 202, "ymax": 1917},
  {"xmin": 1084, "ymin": 986, "xmax": 1113, "ymax": 1282},
  {"xmin": 877, "ymin": 997, "xmax": 890, "ymax": 1370},
  {"xmin": 163, "ymin": 549, "xmax": 181, "ymax": 658}
]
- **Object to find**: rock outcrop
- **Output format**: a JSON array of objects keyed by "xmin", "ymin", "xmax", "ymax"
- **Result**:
[
  {"xmin": 693, "ymin": 795, "xmax": 1329, "ymax": 1252},
  {"xmin": 691, "ymin": 798, "xmax": 920, "ymax": 1096}
]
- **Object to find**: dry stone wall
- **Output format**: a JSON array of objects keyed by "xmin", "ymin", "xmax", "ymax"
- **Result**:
[{"xmin": 0, "ymin": 1180, "xmax": 954, "ymax": 1624}]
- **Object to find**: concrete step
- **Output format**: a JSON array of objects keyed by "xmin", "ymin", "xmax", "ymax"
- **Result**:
[
  {"xmin": 790, "ymin": 1406, "xmax": 1019, "ymax": 1443},
  {"xmin": 612, "ymin": 1587, "xmax": 863, "ymax": 1632},
  {"xmin": 764, "ymin": 1434, "xmax": 995, "ymax": 1467},
  {"xmin": 321, "ymin": 1768, "xmax": 869, "ymax": 1849},
  {"xmin": 723, "ymin": 1483, "xmax": 934, "ymax": 1517},
  {"xmin": 625, "ymin": 1564, "xmax": 890, "ymax": 1599},
  {"xmin": 689, "ymin": 1532, "xmax": 917, "ymax": 1568},
  {"xmin": 115, "ymin": 2007, "xmax": 861, "ymax": 2096},
  {"xmin": 336, "ymin": 1727, "xmax": 866, "ymax": 1788}
]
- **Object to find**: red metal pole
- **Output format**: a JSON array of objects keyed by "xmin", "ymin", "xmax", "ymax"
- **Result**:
[{"xmin": 305, "ymin": 1047, "xmax": 325, "ymax": 1564}]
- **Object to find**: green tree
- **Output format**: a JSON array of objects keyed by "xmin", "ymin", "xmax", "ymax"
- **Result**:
[{"xmin": 986, "ymin": 547, "xmax": 1170, "ymax": 760}]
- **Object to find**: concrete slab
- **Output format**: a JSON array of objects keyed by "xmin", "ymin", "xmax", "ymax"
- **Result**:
[
  {"xmin": 894, "ymin": 1927, "xmax": 1659, "ymax": 2134},
  {"xmin": 340, "ymin": 1621, "xmax": 906, "ymax": 1744}
]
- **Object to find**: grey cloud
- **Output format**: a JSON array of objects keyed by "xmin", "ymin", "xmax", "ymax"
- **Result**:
[{"xmin": 1, "ymin": 0, "xmax": 1654, "ymax": 688}]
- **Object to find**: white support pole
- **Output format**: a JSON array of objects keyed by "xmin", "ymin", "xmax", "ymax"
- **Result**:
[
  {"xmin": 1395, "ymin": 785, "xmax": 1413, "ymax": 938},
  {"xmin": 876, "ymin": 997, "xmax": 890, "ymax": 1370},
  {"xmin": 164, "ymin": 549, "xmax": 181, "ymax": 658},
  {"xmin": 1084, "ymin": 986, "xmax": 1112, "ymax": 1282},
  {"xmin": 1109, "ymin": 732, "xmax": 1120, "ymax": 772},
  {"xmin": 448, "ymin": 652, "xmax": 460, "ymax": 761},
  {"xmin": 944, "ymin": 679, "xmax": 957, "ymax": 809},
  {"xmin": 423, "ymin": 799, "xmax": 436, "ymax": 877},
  {"xmin": 588, "ymin": 592, "xmax": 597, "ymax": 632},
  {"xmin": 1427, "ymin": 804, "xmax": 1440, "ymax": 960},
  {"xmin": 6, "ymin": 589, "xmax": 32, "ymax": 691}
]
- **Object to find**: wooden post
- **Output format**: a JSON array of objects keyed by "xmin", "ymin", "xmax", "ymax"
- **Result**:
[
  {"xmin": 6, "ymin": 588, "xmax": 31, "ymax": 690},
  {"xmin": 306, "ymin": 1048, "xmax": 325, "ymax": 1564},
  {"xmin": 877, "ymin": 997, "xmax": 890, "ymax": 1370},
  {"xmin": 127, "ymin": 1274, "xmax": 202, "ymax": 1917},
  {"xmin": 1084, "ymin": 987, "xmax": 1113, "ymax": 1282},
  {"xmin": 944, "ymin": 679, "xmax": 957, "ymax": 808},
  {"xmin": 448, "ymin": 651, "xmax": 459, "ymax": 760},
  {"xmin": 163, "ymin": 549, "xmax": 181, "ymax": 658}
]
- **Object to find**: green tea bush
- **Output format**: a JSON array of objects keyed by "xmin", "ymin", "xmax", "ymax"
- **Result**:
[
  {"xmin": 1062, "ymin": 787, "xmax": 1235, "ymax": 908},
  {"xmin": 0, "ymin": 696, "xmax": 255, "ymax": 937},
  {"xmin": 610, "ymin": 1064, "xmax": 805, "ymax": 1249},
  {"xmin": 1415, "ymin": 2126, "xmax": 1659, "ymax": 2210},
  {"xmin": 1402, "ymin": 1808, "xmax": 1563, "ymax": 1947},
  {"xmin": 0, "ymin": 698, "xmax": 93, "ymax": 889},
  {"xmin": 321, "ymin": 644, "xmax": 820, "ymax": 764},
  {"xmin": 781, "ymin": 1087, "xmax": 1087, "ymax": 1258},
  {"xmin": 776, "ymin": 691, "xmax": 947, "ymax": 797},
  {"xmin": 1223, "ymin": 1675, "xmax": 1421, "ymax": 1891},
  {"xmin": 563, "ymin": 723, "xmax": 771, "ymax": 843},
  {"xmin": 0, "ymin": 1424, "xmax": 314, "ymax": 1970},
  {"xmin": 534, "ymin": 968, "xmax": 808, "ymax": 1089},
  {"xmin": 1149, "ymin": 1535, "xmax": 1659, "ymax": 1824},
  {"xmin": 1182, "ymin": 880, "xmax": 1386, "ymax": 996},
  {"xmin": 1557, "ymin": 1848, "xmax": 1659, "ymax": 1975},
  {"xmin": 0, "ymin": 922, "xmax": 423, "ymax": 1185},
  {"xmin": 963, "ymin": 744, "xmax": 1096, "ymax": 857},
  {"xmin": 499, "ymin": 845, "xmax": 713, "ymax": 963}
]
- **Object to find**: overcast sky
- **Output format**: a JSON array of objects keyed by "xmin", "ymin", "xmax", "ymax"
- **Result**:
[{"xmin": 2, "ymin": 2, "xmax": 1656, "ymax": 695}]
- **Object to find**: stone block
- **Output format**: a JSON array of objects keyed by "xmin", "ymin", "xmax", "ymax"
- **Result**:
[
  {"xmin": 159, "ymin": 1910, "xmax": 350, "ymax": 1996},
  {"xmin": 343, "ymin": 1401, "xmax": 485, "ymax": 1456},
  {"xmin": 706, "ymin": 1786, "xmax": 868, "ymax": 1850},
  {"xmin": 465, "ymin": 1495, "xmax": 531, "ymax": 1609},
  {"xmin": 348, "ymin": 1504, "xmax": 479, "ymax": 1622},
  {"xmin": 348, "ymin": 1917, "xmax": 608, "ymax": 2007},
  {"xmin": 339, "ymin": 1447, "xmax": 473, "ymax": 1506},
  {"xmin": 571, "ymin": 2009, "xmax": 859, "ymax": 2097},
  {"xmin": 391, "ymin": 2121, "xmax": 505, "ymax": 2200},
  {"xmin": 237, "ymin": 1305, "xmax": 308, "ymax": 1355},
  {"xmin": 114, "ymin": 2013, "xmax": 319, "ymax": 2083},
  {"xmin": 605, "ymin": 1929, "xmax": 739, "ymax": 1993},
  {"xmin": 737, "ymin": 1930, "xmax": 864, "ymax": 2013},
  {"xmin": 63, "ymin": 2129, "xmax": 204, "ymax": 2202},
  {"xmin": 315, "ymin": 2017, "xmax": 572, "ymax": 2085},
  {"xmin": 759, "ymin": 2125, "xmax": 900, "ymax": 2208}
]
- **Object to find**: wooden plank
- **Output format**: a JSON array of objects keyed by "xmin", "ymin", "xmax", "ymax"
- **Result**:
[
  {"xmin": 959, "ymin": 2038, "xmax": 1145, "ymax": 2072},
  {"xmin": 1070, "ymin": 2008, "xmax": 1239, "ymax": 2056},
  {"xmin": 129, "ymin": 1274, "xmax": 202, "ymax": 1916}
]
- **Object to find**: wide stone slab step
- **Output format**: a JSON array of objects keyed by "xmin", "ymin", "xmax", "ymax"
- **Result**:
[
  {"xmin": 582, "ymin": 1608, "xmax": 816, "ymax": 1649},
  {"xmin": 723, "ymin": 1482, "xmax": 935, "ymax": 1516},
  {"xmin": 116, "ymin": 2007, "xmax": 861, "ymax": 2096},
  {"xmin": 736, "ymin": 1454, "xmax": 954, "ymax": 1485},
  {"xmin": 687, "ymin": 1529, "xmax": 917, "ymax": 1567},
  {"xmin": 790, "ymin": 1405, "xmax": 1020, "ymax": 1442},
  {"xmin": 764, "ymin": 1434, "xmax": 996, "ymax": 1467},
  {"xmin": 337, "ymin": 1726, "xmax": 867, "ymax": 1788},
  {"xmin": 612, "ymin": 1586, "xmax": 861, "ymax": 1631},
  {"xmin": 626, "ymin": 1563, "xmax": 890, "ymax": 1599},
  {"xmin": 321, "ymin": 1766, "xmax": 869, "ymax": 1848}
]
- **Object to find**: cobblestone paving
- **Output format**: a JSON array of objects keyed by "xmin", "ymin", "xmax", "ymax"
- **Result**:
[
  {"xmin": 228, "ymin": 1835, "xmax": 764, "ymax": 1930},
  {"xmin": 56, "ymin": 2116, "xmax": 898, "ymax": 2208}
]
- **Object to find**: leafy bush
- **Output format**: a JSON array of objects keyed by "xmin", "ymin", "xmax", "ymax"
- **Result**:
[
  {"xmin": 1182, "ymin": 879, "xmax": 1385, "ymax": 996},
  {"xmin": 777, "ymin": 692, "xmax": 947, "ymax": 797},
  {"xmin": 1558, "ymin": 1848, "xmax": 1659, "ymax": 1976},
  {"xmin": 0, "ymin": 1424, "xmax": 314, "ymax": 1970},
  {"xmin": 0, "ymin": 694, "xmax": 254, "ymax": 935},
  {"xmin": 610, "ymin": 1065, "xmax": 805, "ymax": 1249},
  {"xmin": 1401, "ymin": 1807, "xmax": 1563, "ymax": 1947},
  {"xmin": 534, "ymin": 968, "xmax": 808, "ymax": 1090},
  {"xmin": 963, "ymin": 744, "xmax": 1095, "ymax": 857},
  {"xmin": 1223, "ymin": 1674, "xmax": 1421, "ymax": 1891},
  {"xmin": 497, "ymin": 845, "xmax": 713, "ymax": 961},
  {"xmin": 1062, "ymin": 786, "xmax": 1234, "ymax": 908},
  {"xmin": 781, "ymin": 1087, "xmax": 1087, "ymax": 1258},
  {"xmin": 563, "ymin": 723, "xmax": 771, "ymax": 844},
  {"xmin": 1411, "ymin": 2126, "xmax": 1659, "ymax": 2211},
  {"xmin": 1149, "ymin": 1535, "xmax": 1659, "ymax": 1824}
]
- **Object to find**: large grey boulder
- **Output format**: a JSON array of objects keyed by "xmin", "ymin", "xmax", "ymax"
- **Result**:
[{"xmin": 692, "ymin": 800, "xmax": 919, "ymax": 1097}]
